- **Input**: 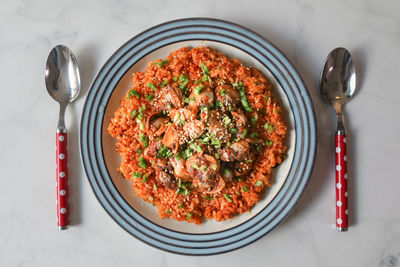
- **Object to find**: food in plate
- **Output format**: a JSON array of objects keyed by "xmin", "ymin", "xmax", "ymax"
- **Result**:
[{"xmin": 108, "ymin": 46, "xmax": 287, "ymax": 224}]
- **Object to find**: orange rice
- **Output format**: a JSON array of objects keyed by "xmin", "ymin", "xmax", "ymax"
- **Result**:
[{"xmin": 108, "ymin": 46, "xmax": 287, "ymax": 224}]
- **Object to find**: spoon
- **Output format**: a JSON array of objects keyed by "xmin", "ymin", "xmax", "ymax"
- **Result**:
[
  {"xmin": 45, "ymin": 45, "xmax": 81, "ymax": 230},
  {"xmin": 320, "ymin": 47, "xmax": 356, "ymax": 232}
]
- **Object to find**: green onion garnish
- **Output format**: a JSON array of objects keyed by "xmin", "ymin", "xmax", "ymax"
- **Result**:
[
  {"xmin": 242, "ymin": 185, "xmax": 248, "ymax": 192},
  {"xmin": 199, "ymin": 165, "xmax": 207, "ymax": 171},
  {"xmin": 145, "ymin": 93, "xmax": 155, "ymax": 101},
  {"xmin": 194, "ymin": 80, "xmax": 201, "ymax": 84},
  {"xmin": 131, "ymin": 110, "xmax": 137, "ymax": 117},
  {"xmin": 250, "ymin": 132, "xmax": 259, "ymax": 138},
  {"xmin": 128, "ymin": 89, "xmax": 140, "ymax": 99},
  {"xmin": 200, "ymin": 62, "xmax": 209, "ymax": 74},
  {"xmin": 194, "ymin": 84, "xmax": 204, "ymax": 95},
  {"xmin": 192, "ymin": 164, "xmax": 199, "ymax": 169},
  {"xmin": 147, "ymin": 82, "xmax": 157, "ymax": 91},
  {"xmin": 223, "ymin": 193, "xmax": 232, "ymax": 202},
  {"xmin": 220, "ymin": 89, "xmax": 226, "ymax": 97},
  {"xmin": 187, "ymin": 212, "xmax": 192, "ymax": 219},
  {"xmin": 264, "ymin": 122, "xmax": 275, "ymax": 132},
  {"xmin": 166, "ymin": 209, "xmax": 171, "ymax": 214},
  {"xmin": 138, "ymin": 156, "xmax": 147, "ymax": 168},
  {"xmin": 152, "ymin": 59, "xmax": 169, "ymax": 68},
  {"xmin": 161, "ymin": 79, "xmax": 169, "ymax": 87},
  {"xmin": 179, "ymin": 203, "xmax": 183, "ymax": 208},
  {"xmin": 265, "ymin": 140, "xmax": 273, "ymax": 146},
  {"xmin": 251, "ymin": 115, "xmax": 258, "ymax": 125},
  {"xmin": 212, "ymin": 164, "xmax": 218, "ymax": 171},
  {"xmin": 137, "ymin": 148, "xmax": 143, "ymax": 154},
  {"xmin": 153, "ymin": 184, "xmax": 158, "ymax": 190},
  {"xmin": 139, "ymin": 133, "xmax": 149, "ymax": 148},
  {"xmin": 255, "ymin": 180, "xmax": 263, "ymax": 186},
  {"xmin": 142, "ymin": 174, "xmax": 148, "ymax": 183},
  {"xmin": 132, "ymin": 171, "xmax": 142, "ymax": 178},
  {"xmin": 223, "ymin": 116, "xmax": 231, "ymax": 125}
]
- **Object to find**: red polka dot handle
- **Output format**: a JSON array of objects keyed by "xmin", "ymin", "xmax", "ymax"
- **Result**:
[
  {"xmin": 335, "ymin": 133, "xmax": 348, "ymax": 231},
  {"xmin": 56, "ymin": 131, "xmax": 69, "ymax": 230}
]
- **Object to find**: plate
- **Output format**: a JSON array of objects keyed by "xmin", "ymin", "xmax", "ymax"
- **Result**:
[{"xmin": 81, "ymin": 18, "xmax": 316, "ymax": 255}]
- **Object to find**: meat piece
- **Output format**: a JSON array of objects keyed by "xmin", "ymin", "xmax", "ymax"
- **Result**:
[
  {"xmin": 143, "ymin": 140, "xmax": 163, "ymax": 161},
  {"xmin": 183, "ymin": 120, "xmax": 205, "ymax": 140},
  {"xmin": 146, "ymin": 112, "xmax": 169, "ymax": 136},
  {"xmin": 195, "ymin": 175, "xmax": 225, "ymax": 194},
  {"xmin": 169, "ymin": 157, "xmax": 192, "ymax": 181},
  {"xmin": 220, "ymin": 166, "xmax": 234, "ymax": 182},
  {"xmin": 207, "ymin": 110, "xmax": 230, "ymax": 142},
  {"xmin": 219, "ymin": 140, "xmax": 251, "ymax": 162},
  {"xmin": 159, "ymin": 85, "xmax": 184, "ymax": 109},
  {"xmin": 215, "ymin": 84, "xmax": 240, "ymax": 106},
  {"xmin": 186, "ymin": 153, "xmax": 220, "ymax": 188},
  {"xmin": 234, "ymin": 160, "xmax": 253, "ymax": 176},
  {"xmin": 189, "ymin": 87, "xmax": 215, "ymax": 108},
  {"xmin": 162, "ymin": 124, "xmax": 180, "ymax": 153},
  {"xmin": 230, "ymin": 110, "xmax": 247, "ymax": 127},
  {"xmin": 155, "ymin": 171, "xmax": 176, "ymax": 190}
]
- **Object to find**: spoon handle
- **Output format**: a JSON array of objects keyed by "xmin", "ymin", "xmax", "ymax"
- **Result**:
[
  {"xmin": 56, "ymin": 130, "xmax": 70, "ymax": 230},
  {"xmin": 335, "ymin": 132, "xmax": 348, "ymax": 231}
]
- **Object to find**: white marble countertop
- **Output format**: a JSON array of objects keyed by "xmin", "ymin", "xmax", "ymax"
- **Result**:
[{"xmin": 1, "ymin": 0, "xmax": 400, "ymax": 266}]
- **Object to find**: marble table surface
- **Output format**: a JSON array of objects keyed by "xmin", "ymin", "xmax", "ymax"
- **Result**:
[{"xmin": 1, "ymin": 0, "xmax": 399, "ymax": 266}]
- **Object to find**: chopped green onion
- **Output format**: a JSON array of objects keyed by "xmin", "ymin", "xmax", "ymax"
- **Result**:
[
  {"xmin": 131, "ymin": 110, "xmax": 137, "ymax": 117},
  {"xmin": 173, "ymin": 112, "xmax": 180, "ymax": 123},
  {"xmin": 187, "ymin": 212, "xmax": 192, "ymax": 219},
  {"xmin": 175, "ymin": 152, "xmax": 182, "ymax": 160},
  {"xmin": 265, "ymin": 140, "xmax": 273, "ymax": 146},
  {"xmin": 179, "ymin": 203, "xmax": 183, "ymax": 208},
  {"xmin": 220, "ymin": 89, "xmax": 226, "ymax": 97},
  {"xmin": 166, "ymin": 209, "xmax": 171, "ymax": 214},
  {"xmin": 215, "ymin": 153, "xmax": 220, "ymax": 159},
  {"xmin": 205, "ymin": 195, "xmax": 213, "ymax": 200},
  {"xmin": 200, "ymin": 165, "xmax": 207, "ymax": 171},
  {"xmin": 242, "ymin": 128, "xmax": 248, "ymax": 138},
  {"xmin": 194, "ymin": 84, "xmax": 204, "ymax": 95},
  {"xmin": 148, "ymin": 196, "xmax": 153, "ymax": 201},
  {"xmin": 228, "ymin": 105, "xmax": 233, "ymax": 111},
  {"xmin": 194, "ymin": 80, "xmax": 201, "ymax": 84},
  {"xmin": 200, "ymin": 62, "xmax": 209, "ymax": 74},
  {"xmin": 212, "ymin": 164, "xmax": 218, "ymax": 171},
  {"xmin": 242, "ymin": 185, "xmax": 248, "ymax": 192},
  {"xmin": 178, "ymin": 178, "xmax": 182, "ymax": 188},
  {"xmin": 223, "ymin": 116, "xmax": 232, "ymax": 125},
  {"xmin": 223, "ymin": 193, "xmax": 232, "ymax": 202},
  {"xmin": 153, "ymin": 184, "xmax": 158, "ymax": 190},
  {"xmin": 233, "ymin": 81, "xmax": 253, "ymax": 112},
  {"xmin": 191, "ymin": 164, "xmax": 199, "ymax": 169},
  {"xmin": 128, "ymin": 89, "xmax": 140, "ymax": 99},
  {"xmin": 264, "ymin": 122, "xmax": 275, "ymax": 132},
  {"xmin": 215, "ymin": 100, "xmax": 223, "ymax": 108},
  {"xmin": 237, "ymin": 177, "xmax": 243, "ymax": 182},
  {"xmin": 152, "ymin": 59, "xmax": 169, "ymax": 68},
  {"xmin": 179, "ymin": 74, "xmax": 189, "ymax": 90},
  {"xmin": 139, "ymin": 123, "xmax": 145, "ymax": 131},
  {"xmin": 202, "ymin": 75, "xmax": 208, "ymax": 82},
  {"xmin": 264, "ymin": 96, "xmax": 270, "ymax": 100},
  {"xmin": 189, "ymin": 97, "xmax": 195, "ymax": 103},
  {"xmin": 172, "ymin": 77, "xmax": 178, "ymax": 81},
  {"xmin": 229, "ymin": 128, "xmax": 239, "ymax": 134},
  {"xmin": 256, "ymin": 145, "xmax": 261, "ymax": 152},
  {"xmin": 132, "ymin": 171, "xmax": 142, "ymax": 178},
  {"xmin": 157, "ymin": 146, "xmax": 173, "ymax": 158},
  {"xmin": 145, "ymin": 93, "xmax": 155, "ymax": 101},
  {"xmin": 142, "ymin": 174, "xmax": 148, "ymax": 183},
  {"xmin": 137, "ymin": 148, "xmax": 143, "ymax": 154},
  {"xmin": 138, "ymin": 156, "xmax": 147, "ymax": 168},
  {"xmin": 251, "ymin": 115, "xmax": 258, "ymax": 125},
  {"xmin": 250, "ymin": 132, "xmax": 259, "ymax": 138},
  {"xmin": 147, "ymin": 82, "xmax": 157, "ymax": 91},
  {"xmin": 255, "ymin": 180, "xmax": 263, "ymax": 186},
  {"xmin": 139, "ymin": 133, "xmax": 149, "ymax": 148},
  {"xmin": 224, "ymin": 168, "xmax": 231, "ymax": 175},
  {"xmin": 275, "ymin": 109, "xmax": 281, "ymax": 114},
  {"xmin": 161, "ymin": 79, "xmax": 169, "ymax": 87}
]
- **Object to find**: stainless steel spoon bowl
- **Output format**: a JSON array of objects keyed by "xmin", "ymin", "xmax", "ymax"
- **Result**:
[
  {"xmin": 45, "ymin": 45, "xmax": 81, "ymax": 230},
  {"xmin": 320, "ymin": 47, "xmax": 356, "ymax": 232}
]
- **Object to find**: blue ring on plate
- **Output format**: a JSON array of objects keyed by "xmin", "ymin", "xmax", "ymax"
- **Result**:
[{"xmin": 81, "ymin": 18, "xmax": 316, "ymax": 255}]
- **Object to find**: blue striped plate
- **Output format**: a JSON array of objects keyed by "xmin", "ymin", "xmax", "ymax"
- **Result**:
[{"xmin": 80, "ymin": 18, "xmax": 316, "ymax": 255}]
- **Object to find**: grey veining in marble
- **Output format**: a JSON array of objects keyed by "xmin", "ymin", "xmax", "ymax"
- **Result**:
[{"xmin": 1, "ymin": 0, "xmax": 400, "ymax": 266}]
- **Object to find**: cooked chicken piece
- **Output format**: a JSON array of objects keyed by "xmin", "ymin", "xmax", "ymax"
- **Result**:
[
  {"xmin": 195, "ymin": 175, "xmax": 225, "ymax": 194},
  {"xmin": 230, "ymin": 110, "xmax": 247, "ymax": 127},
  {"xmin": 143, "ymin": 140, "xmax": 163, "ymax": 161},
  {"xmin": 220, "ymin": 165, "xmax": 234, "ymax": 182},
  {"xmin": 155, "ymin": 171, "xmax": 176, "ymax": 190},
  {"xmin": 186, "ymin": 153, "xmax": 220, "ymax": 188},
  {"xmin": 219, "ymin": 140, "xmax": 251, "ymax": 162},
  {"xmin": 215, "ymin": 84, "xmax": 240, "ymax": 106}
]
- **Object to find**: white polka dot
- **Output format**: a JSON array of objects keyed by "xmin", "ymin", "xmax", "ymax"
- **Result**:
[
  {"xmin": 336, "ymin": 147, "xmax": 341, "ymax": 153},
  {"xmin": 337, "ymin": 201, "xmax": 342, "ymax": 207},
  {"xmin": 59, "ymin": 135, "xmax": 65, "ymax": 142},
  {"xmin": 59, "ymin": 172, "xmax": 65, "ymax": 178},
  {"xmin": 337, "ymin": 218, "xmax": 343, "ymax": 224},
  {"xmin": 344, "ymin": 155, "xmax": 347, "ymax": 162},
  {"xmin": 344, "ymin": 173, "xmax": 348, "ymax": 179},
  {"xmin": 345, "ymin": 209, "xmax": 349, "ymax": 215},
  {"xmin": 343, "ymin": 137, "xmax": 347, "ymax": 143},
  {"xmin": 345, "ymin": 191, "xmax": 349, "ymax": 197},
  {"xmin": 59, "ymin": 153, "xmax": 65, "ymax": 160},
  {"xmin": 336, "ymin": 165, "xmax": 342, "ymax": 171},
  {"xmin": 60, "ymin": 208, "xmax": 67, "ymax": 214},
  {"xmin": 336, "ymin": 183, "xmax": 342, "ymax": 189},
  {"xmin": 60, "ymin": 190, "xmax": 66, "ymax": 196}
]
